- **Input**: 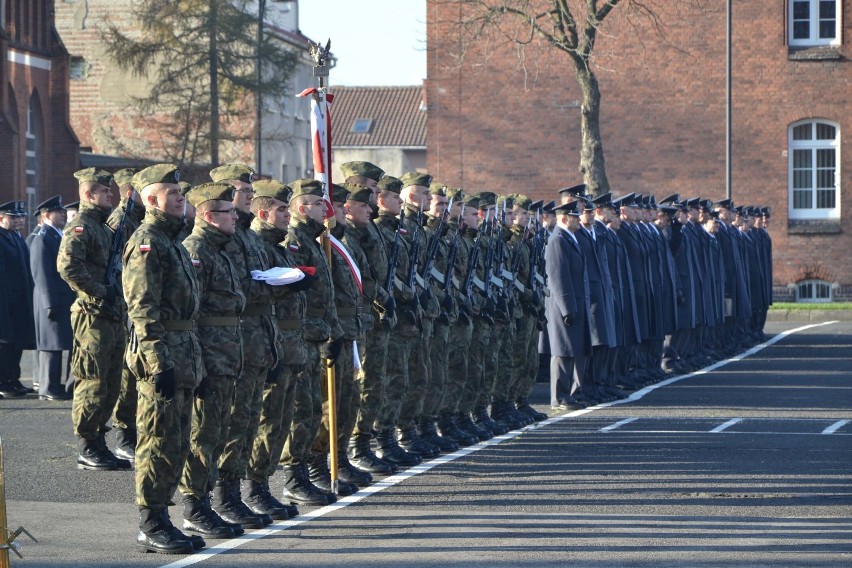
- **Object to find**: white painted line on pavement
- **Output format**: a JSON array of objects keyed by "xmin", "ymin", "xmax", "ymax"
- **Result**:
[
  {"xmin": 160, "ymin": 319, "xmax": 838, "ymax": 567},
  {"xmin": 709, "ymin": 418, "xmax": 743, "ymax": 433},
  {"xmin": 822, "ymin": 419, "xmax": 850, "ymax": 435},
  {"xmin": 600, "ymin": 417, "xmax": 639, "ymax": 432}
]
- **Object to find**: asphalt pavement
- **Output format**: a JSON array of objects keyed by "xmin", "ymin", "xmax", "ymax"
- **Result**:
[{"xmin": 1, "ymin": 320, "xmax": 850, "ymax": 567}]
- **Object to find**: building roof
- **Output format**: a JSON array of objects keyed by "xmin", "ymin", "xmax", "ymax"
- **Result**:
[{"xmin": 330, "ymin": 85, "xmax": 426, "ymax": 148}]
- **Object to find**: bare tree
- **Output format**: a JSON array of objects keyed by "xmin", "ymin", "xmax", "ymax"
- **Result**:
[{"xmin": 432, "ymin": 0, "xmax": 671, "ymax": 196}]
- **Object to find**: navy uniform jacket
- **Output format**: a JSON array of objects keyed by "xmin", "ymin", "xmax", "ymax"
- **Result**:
[
  {"xmin": 667, "ymin": 221, "xmax": 696, "ymax": 331},
  {"xmin": 617, "ymin": 222, "xmax": 651, "ymax": 342},
  {"xmin": 576, "ymin": 224, "xmax": 616, "ymax": 348},
  {"xmin": 601, "ymin": 223, "xmax": 640, "ymax": 347},
  {"xmin": 0, "ymin": 226, "xmax": 36, "ymax": 349},
  {"xmin": 717, "ymin": 223, "xmax": 751, "ymax": 318},
  {"xmin": 543, "ymin": 226, "xmax": 591, "ymax": 358},
  {"xmin": 29, "ymin": 224, "xmax": 76, "ymax": 351}
]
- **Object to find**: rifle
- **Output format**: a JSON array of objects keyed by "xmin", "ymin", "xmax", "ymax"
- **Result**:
[
  {"xmin": 461, "ymin": 209, "xmax": 489, "ymax": 321},
  {"xmin": 443, "ymin": 204, "xmax": 463, "ymax": 297},
  {"xmin": 405, "ymin": 204, "xmax": 424, "ymax": 298},
  {"xmin": 421, "ymin": 197, "xmax": 452, "ymax": 298},
  {"xmin": 379, "ymin": 210, "xmax": 405, "ymax": 325},
  {"xmin": 105, "ymin": 196, "xmax": 134, "ymax": 293}
]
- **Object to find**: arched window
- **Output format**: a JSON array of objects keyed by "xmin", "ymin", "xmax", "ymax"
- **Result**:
[
  {"xmin": 789, "ymin": 0, "xmax": 841, "ymax": 47},
  {"xmin": 796, "ymin": 279, "xmax": 832, "ymax": 303},
  {"xmin": 788, "ymin": 120, "xmax": 840, "ymax": 220}
]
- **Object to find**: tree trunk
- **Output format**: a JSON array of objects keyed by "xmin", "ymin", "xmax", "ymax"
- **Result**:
[
  {"xmin": 574, "ymin": 65, "xmax": 609, "ymax": 197},
  {"xmin": 209, "ymin": 0, "xmax": 219, "ymax": 166}
]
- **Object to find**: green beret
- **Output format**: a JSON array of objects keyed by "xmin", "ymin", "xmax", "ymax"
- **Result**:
[
  {"xmin": 446, "ymin": 187, "xmax": 464, "ymax": 203},
  {"xmin": 340, "ymin": 161, "xmax": 384, "ymax": 182},
  {"xmin": 345, "ymin": 183, "xmax": 373, "ymax": 204},
  {"xmin": 113, "ymin": 168, "xmax": 138, "ymax": 188},
  {"xmin": 210, "ymin": 163, "xmax": 255, "ymax": 184},
  {"xmin": 496, "ymin": 194, "xmax": 515, "ymax": 208},
  {"xmin": 378, "ymin": 175, "xmax": 403, "ymax": 194},
  {"xmin": 429, "ymin": 181, "xmax": 447, "ymax": 196},
  {"xmin": 74, "ymin": 167, "xmax": 113, "ymax": 187},
  {"xmin": 476, "ymin": 191, "xmax": 497, "ymax": 209},
  {"xmin": 331, "ymin": 183, "xmax": 349, "ymax": 203},
  {"xmin": 514, "ymin": 194, "xmax": 532, "ymax": 210},
  {"xmin": 289, "ymin": 178, "xmax": 325, "ymax": 201},
  {"xmin": 133, "ymin": 163, "xmax": 180, "ymax": 191},
  {"xmin": 462, "ymin": 193, "xmax": 480, "ymax": 208},
  {"xmin": 178, "ymin": 181, "xmax": 193, "ymax": 196},
  {"xmin": 253, "ymin": 179, "xmax": 292, "ymax": 203},
  {"xmin": 186, "ymin": 182, "xmax": 235, "ymax": 208},
  {"xmin": 399, "ymin": 171, "xmax": 433, "ymax": 189}
]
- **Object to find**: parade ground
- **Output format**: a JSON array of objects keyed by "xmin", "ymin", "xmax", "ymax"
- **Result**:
[{"xmin": 2, "ymin": 320, "xmax": 850, "ymax": 567}]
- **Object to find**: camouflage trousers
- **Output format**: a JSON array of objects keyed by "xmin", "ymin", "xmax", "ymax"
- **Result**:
[
  {"xmin": 70, "ymin": 313, "xmax": 124, "ymax": 440},
  {"xmin": 375, "ymin": 336, "xmax": 412, "ymax": 431},
  {"xmin": 510, "ymin": 314, "xmax": 539, "ymax": 401},
  {"xmin": 112, "ymin": 361, "xmax": 137, "ymax": 432},
  {"xmin": 135, "ymin": 381, "xmax": 192, "ymax": 508},
  {"xmin": 280, "ymin": 342, "xmax": 323, "ymax": 465},
  {"xmin": 179, "ymin": 374, "xmax": 236, "ymax": 499},
  {"xmin": 247, "ymin": 364, "xmax": 298, "ymax": 482},
  {"xmin": 440, "ymin": 319, "xmax": 473, "ymax": 415},
  {"xmin": 353, "ymin": 327, "xmax": 390, "ymax": 437},
  {"xmin": 422, "ymin": 320, "xmax": 450, "ymax": 419},
  {"xmin": 312, "ymin": 338, "xmax": 361, "ymax": 455},
  {"xmin": 218, "ymin": 362, "xmax": 267, "ymax": 480},
  {"xmin": 458, "ymin": 319, "xmax": 491, "ymax": 415},
  {"xmin": 398, "ymin": 318, "xmax": 433, "ymax": 430},
  {"xmin": 488, "ymin": 320, "xmax": 516, "ymax": 404}
]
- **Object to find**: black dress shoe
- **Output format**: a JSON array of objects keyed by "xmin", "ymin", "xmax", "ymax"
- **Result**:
[
  {"xmin": 0, "ymin": 384, "xmax": 26, "ymax": 398},
  {"xmin": 39, "ymin": 392, "xmax": 72, "ymax": 401}
]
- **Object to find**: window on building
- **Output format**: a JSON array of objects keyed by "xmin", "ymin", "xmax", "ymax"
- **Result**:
[
  {"xmin": 796, "ymin": 279, "xmax": 832, "ymax": 302},
  {"xmin": 26, "ymin": 97, "xmax": 41, "ymax": 231},
  {"xmin": 789, "ymin": 0, "xmax": 840, "ymax": 46},
  {"xmin": 351, "ymin": 118, "xmax": 373, "ymax": 134},
  {"xmin": 788, "ymin": 120, "xmax": 840, "ymax": 220}
]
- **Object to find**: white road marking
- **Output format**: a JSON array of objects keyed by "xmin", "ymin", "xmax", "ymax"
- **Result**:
[
  {"xmin": 160, "ymin": 319, "xmax": 839, "ymax": 567},
  {"xmin": 822, "ymin": 419, "xmax": 850, "ymax": 435},
  {"xmin": 600, "ymin": 417, "xmax": 639, "ymax": 432},
  {"xmin": 710, "ymin": 418, "xmax": 743, "ymax": 433}
]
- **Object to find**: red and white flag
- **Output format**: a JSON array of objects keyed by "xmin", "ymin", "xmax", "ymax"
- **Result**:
[{"xmin": 298, "ymin": 87, "xmax": 335, "ymax": 219}]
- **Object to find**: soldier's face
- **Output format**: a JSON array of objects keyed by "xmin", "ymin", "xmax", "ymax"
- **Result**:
[
  {"xmin": 266, "ymin": 198, "xmax": 290, "ymax": 231},
  {"xmin": 503, "ymin": 207, "xmax": 515, "ymax": 227},
  {"xmin": 429, "ymin": 196, "xmax": 448, "ymax": 217},
  {"xmin": 45, "ymin": 209, "xmax": 67, "ymax": 229},
  {"xmin": 300, "ymin": 196, "xmax": 327, "ymax": 223},
  {"xmin": 231, "ymin": 180, "xmax": 255, "ymax": 213},
  {"xmin": 378, "ymin": 192, "xmax": 401, "ymax": 215},
  {"xmin": 364, "ymin": 179, "xmax": 380, "ymax": 205},
  {"xmin": 608, "ymin": 216, "xmax": 621, "ymax": 230},
  {"xmin": 205, "ymin": 201, "xmax": 238, "ymax": 235},
  {"xmin": 157, "ymin": 185, "xmax": 185, "ymax": 218},
  {"xmin": 407, "ymin": 186, "xmax": 431, "ymax": 210},
  {"xmin": 513, "ymin": 208, "xmax": 529, "ymax": 227},
  {"xmin": 88, "ymin": 183, "xmax": 113, "ymax": 210},
  {"xmin": 461, "ymin": 205, "xmax": 477, "ymax": 228},
  {"xmin": 0, "ymin": 215, "xmax": 12, "ymax": 230},
  {"xmin": 449, "ymin": 200, "xmax": 464, "ymax": 220},
  {"xmin": 345, "ymin": 200, "xmax": 371, "ymax": 227},
  {"xmin": 333, "ymin": 201, "xmax": 346, "ymax": 225},
  {"xmin": 580, "ymin": 209, "xmax": 595, "ymax": 227}
]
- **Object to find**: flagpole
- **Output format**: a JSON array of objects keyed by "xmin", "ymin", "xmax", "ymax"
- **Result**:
[{"xmin": 308, "ymin": 40, "xmax": 339, "ymax": 493}]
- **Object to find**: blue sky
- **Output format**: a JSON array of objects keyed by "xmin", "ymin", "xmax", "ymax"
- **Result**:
[{"xmin": 299, "ymin": 0, "xmax": 427, "ymax": 86}]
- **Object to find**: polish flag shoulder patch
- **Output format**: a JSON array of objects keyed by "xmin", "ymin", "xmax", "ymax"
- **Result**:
[
  {"xmin": 400, "ymin": 228, "xmax": 408, "ymax": 235},
  {"xmin": 288, "ymin": 244, "xmax": 300, "ymax": 252},
  {"xmin": 191, "ymin": 259, "xmax": 201, "ymax": 267},
  {"xmin": 73, "ymin": 226, "xmax": 84, "ymax": 234},
  {"xmin": 139, "ymin": 244, "xmax": 151, "ymax": 253}
]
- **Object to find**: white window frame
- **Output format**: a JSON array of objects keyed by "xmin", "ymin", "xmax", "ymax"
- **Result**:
[
  {"xmin": 796, "ymin": 279, "xmax": 833, "ymax": 303},
  {"xmin": 789, "ymin": 0, "xmax": 841, "ymax": 47},
  {"xmin": 788, "ymin": 119, "xmax": 840, "ymax": 220}
]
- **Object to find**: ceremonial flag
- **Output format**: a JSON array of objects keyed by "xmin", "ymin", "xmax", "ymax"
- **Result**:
[{"xmin": 298, "ymin": 87, "xmax": 335, "ymax": 219}]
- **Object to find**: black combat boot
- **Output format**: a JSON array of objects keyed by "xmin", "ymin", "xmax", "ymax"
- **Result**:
[
  {"xmin": 337, "ymin": 450, "xmax": 373, "ymax": 488},
  {"xmin": 114, "ymin": 427, "xmax": 137, "ymax": 462},
  {"xmin": 348, "ymin": 434, "xmax": 396, "ymax": 475},
  {"xmin": 211, "ymin": 479, "xmax": 265, "ymax": 529},
  {"xmin": 490, "ymin": 399, "xmax": 522, "ymax": 430},
  {"xmin": 96, "ymin": 432, "xmax": 132, "ymax": 469},
  {"xmin": 515, "ymin": 397, "xmax": 548, "ymax": 422},
  {"xmin": 280, "ymin": 463, "xmax": 333, "ymax": 506},
  {"xmin": 456, "ymin": 413, "xmax": 491, "ymax": 441},
  {"xmin": 473, "ymin": 407, "xmax": 508, "ymax": 435},
  {"xmin": 181, "ymin": 494, "xmax": 235, "ymax": 539},
  {"xmin": 508, "ymin": 401, "xmax": 536, "ymax": 426},
  {"xmin": 437, "ymin": 413, "xmax": 478, "ymax": 447},
  {"xmin": 417, "ymin": 417, "xmax": 459, "ymax": 452},
  {"xmin": 374, "ymin": 429, "xmax": 422, "ymax": 466},
  {"xmin": 242, "ymin": 479, "xmax": 294, "ymax": 520},
  {"xmin": 137, "ymin": 507, "xmax": 195, "ymax": 554},
  {"xmin": 308, "ymin": 454, "xmax": 358, "ymax": 496},
  {"xmin": 397, "ymin": 426, "xmax": 440, "ymax": 459},
  {"xmin": 76, "ymin": 437, "xmax": 119, "ymax": 471}
]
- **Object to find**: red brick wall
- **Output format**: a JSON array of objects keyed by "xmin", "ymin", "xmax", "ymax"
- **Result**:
[{"xmin": 427, "ymin": 1, "xmax": 852, "ymax": 288}]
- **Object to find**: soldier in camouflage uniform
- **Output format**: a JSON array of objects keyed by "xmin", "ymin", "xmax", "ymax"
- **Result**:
[
  {"xmin": 58, "ymin": 168, "xmax": 130, "ymax": 471},
  {"xmin": 208, "ymin": 164, "xmax": 278, "ymax": 528},
  {"xmin": 105, "ymin": 168, "xmax": 144, "ymax": 462},
  {"xmin": 372, "ymin": 175, "xmax": 422, "ymax": 467},
  {"xmin": 417, "ymin": 182, "xmax": 459, "ymax": 452},
  {"xmin": 339, "ymin": 162, "xmax": 399, "ymax": 476},
  {"xmin": 123, "ymin": 163, "xmax": 204, "ymax": 554},
  {"xmin": 246, "ymin": 179, "xmax": 313, "ymax": 519},
  {"xmin": 177, "ymin": 182, "xmax": 252, "ymax": 540},
  {"xmin": 280, "ymin": 179, "xmax": 343, "ymax": 505}
]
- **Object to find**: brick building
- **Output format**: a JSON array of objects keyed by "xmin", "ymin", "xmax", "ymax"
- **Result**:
[
  {"xmin": 427, "ymin": 1, "xmax": 851, "ymax": 300},
  {"xmin": 1, "ymin": 0, "xmax": 80, "ymax": 227}
]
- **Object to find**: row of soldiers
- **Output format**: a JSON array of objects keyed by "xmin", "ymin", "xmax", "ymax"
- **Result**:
[{"xmin": 541, "ymin": 187, "xmax": 772, "ymax": 409}]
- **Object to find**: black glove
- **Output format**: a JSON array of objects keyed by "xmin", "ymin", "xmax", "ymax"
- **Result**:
[
  {"xmin": 195, "ymin": 376, "xmax": 209, "ymax": 400},
  {"xmin": 47, "ymin": 307, "xmax": 59, "ymax": 321},
  {"xmin": 286, "ymin": 272, "xmax": 317, "ymax": 293},
  {"xmin": 153, "ymin": 368, "xmax": 176, "ymax": 401},
  {"xmin": 320, "ymin": 337, "xmax": 343, "ymax": 365},
  {"xmin": 563, "ymin": 312, "xmax": 576, "ymax": 326}
]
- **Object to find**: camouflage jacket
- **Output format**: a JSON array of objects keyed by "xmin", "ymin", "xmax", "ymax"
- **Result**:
[
  {"xmin": 284, "ymin": 216, "xmax": 342, "ymax": 343},
  {"xmin": 425, "ymin": 214, "xmax": 457, "ymax": 324},
  {"xmin": 509, "ymin": 225, "xmax": 536, "ymax": 317},
  {"xmin": 375, "ymin": 211, "xmax": 420, "ymax": 336},
  {"xmin": 183, "ymin": 218, "xmax": 246, "ymax": 378},
  {"xmin": 58, "ymin": 200, "xmax": 123, "ymax": 321},
  {"xmin": 343, "ymin": 221, "xmax": 383, "ymax": 331},
  {"xmin": 461, "ymin": 227, "xmax": 486, "ymax": 315},
  {"xmin": 250, "ymin": 217, "xmax": 307, "ymax": 367},
  {"xmin": 106, "ymin": 197, "xmax": 145, "ymax": 247},
  {"xmin": 402, "ymin": 204, "xmax": 440, "ymax": 319},
  {"xmin": 330, "ymin": 224, "xmax": 364, "ymax": 341},
  {"xmin": 122, "ymin": 207, "xmax": 202, "ymax": 387}
]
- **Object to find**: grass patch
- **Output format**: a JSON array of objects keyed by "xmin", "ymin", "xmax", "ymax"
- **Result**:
[{"xmin": 770, "ymin": 302, "xmax": 852, "ymax": 310}]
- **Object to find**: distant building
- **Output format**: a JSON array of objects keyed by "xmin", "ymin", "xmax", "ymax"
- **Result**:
[
  {"xmin": 330, "ymin": 85, "xmax": 427, "ymax": 178},
  {"xmin": 427, "ymin": 1, "xmax": 851, "ymax": 301},
  {"xmin": 1, "ymin": 0, "xmax": 80, "ymax": 228}
]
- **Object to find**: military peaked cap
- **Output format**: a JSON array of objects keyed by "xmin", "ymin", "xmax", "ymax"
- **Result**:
[
  {"xmin": 378, "ymin": 175, "xmax": 403, "ymax": 194},
  {"xmin": 253, "ymin": 179, "xmax": 292, "ymax": 203},
  {"xmin": 36, "ymin": 195, "xmax": 65, "ymax": 213},
  {"xmin": 660, "ymin": 193, "xmax": 680, "ymax": 205},
  {"xmin": 762, "ymin": 207, "xmax": 771, "ymax": 218},
  {"xmin": 340, "ymin": 161, "xmax": 384, "ymax": 182},
  {"xmin": 446, "ymin": 187, "xmax": 465, "ymax": 203},
  {"xmin": 331, "ymin": 183, "xmax": 350, "ymax": 203},
  {"xmin": 74, "ymin": 167, "xmax": 113, "ymax": 187},
  {"xmin": 210, "ymin": 163, "xmax": 254, "ymax": 184},
  {"xmin": 113, "ymin": 168, "xmax": 138, "ymax": 188},
  {"xmin": 429, "ymin": 181, "xmax": 448, "ymax": 196},
  {"xmin": 65, "ymin": 201, "xmax": 79, "ymax": 211},
  {"xmin": 713, "ymin": 198, "xmax": 734, "ymax": 210},
  {"xmin": 558, "ymin": 183, "xmax": 587, "ymax": 197},
  {"xmin": 552, "ymin": 201, "xmax": 580, "ymax": 216},
  {"xmin": 289, "ymin": 178, "xmax": 325, "ymax": 201},
  {"xmin": 476, "ymin": 191, "xmax": 497, "ymax": 209},
  {"xmin": 529, "ymin": 199, "xmax": 544, "ymax": 212},
  {"xmin": 542, "ymin": 200, "xmax": 556, "ymax": 213},
  {"xmin": 186, "ymin": 182, "xmax": 235, "ymax": 208},
  {"xmin": 0, "ymin": 200, "xmax": 27, "ymax": 216},
  {"xmin": 592, "ymin": 192, "xmax": 614, "ymax": 209},
  {"xmin": 344, "ymin": 183, "xmax": 373, "ymax": 204},
  {"xmin": 399, "ymin": 171, "xmax": 433, "ymax": 188},
  {"xmin": 496, "ymin": 194, "xmax": 515, "ymax": 208},
  {"xmin": 133, "ymin": 164, "xmax": 180, "ymax": 191},
  {"xmin": 462, "ymin": 193, "xmax": 480, "ymax": 208},
  {"xmin": 514, "ymin": 194, "xmax": 532, "ymax": 210},
  {"xmin": 685, "ymin": 197, "xmax": 701, "ymax": 209}
]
